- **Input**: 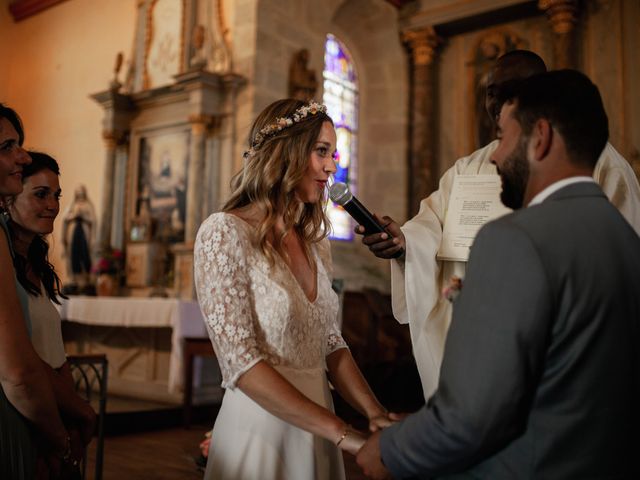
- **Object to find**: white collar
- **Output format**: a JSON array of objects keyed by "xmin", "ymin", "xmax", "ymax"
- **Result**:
[{"xmin": 528, "ymin": 176, "xmax": 595, "ymax": 207}]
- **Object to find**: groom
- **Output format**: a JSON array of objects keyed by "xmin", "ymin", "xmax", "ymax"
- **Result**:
[{"xmin": 356, "ymin": 70, "xmax": 640, "ymax": 479}]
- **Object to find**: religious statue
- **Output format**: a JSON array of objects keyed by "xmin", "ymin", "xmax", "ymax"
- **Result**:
[
  {"xmin": 190, "ymin": 24, "xmax": 207, "ymax": 70},
  {"xmin": 61, "ymin": 185, "xmax": 96, "ymax": 292},
  {"xmin": 288, "ymin": 49, "xmax": 318, "ymax": 101},
  {"xmin": 111, "ymin": 51, "xmax": 124, "ymax": 91}
]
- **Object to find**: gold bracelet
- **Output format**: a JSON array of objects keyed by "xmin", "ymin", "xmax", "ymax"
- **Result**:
[{"xmin": 336, "ymin": 428, "xmax": 349, "ymax": 446}]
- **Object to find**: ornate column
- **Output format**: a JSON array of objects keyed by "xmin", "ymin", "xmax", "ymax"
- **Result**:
[
  {"xmin": 538, "ymin": 0, "xmax": 580, "ymax": 69},
  {"xmin": 98, "ymin": 130, "xmax": 126, "ymax": 253},
  {"xmin": 402, "ymin": 26, "xmax": 441, "ymax": 217},
  {"xmin": 185, "ymin": 114, "xmax": 213, "ymax": 243},
  {"xmin": 91, "ymin": 87, "xmax": 135, "ymax": 256}
]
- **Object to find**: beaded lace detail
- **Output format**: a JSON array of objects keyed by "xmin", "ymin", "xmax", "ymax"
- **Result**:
[{"xmin": 194, "ymin": 212, "xmax": 346, "ymax": 389}]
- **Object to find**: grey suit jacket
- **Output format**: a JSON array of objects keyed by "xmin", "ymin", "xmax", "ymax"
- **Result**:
[{"xmin": 380, "ymin": 182, "xmax": 640, "ymax": 479}]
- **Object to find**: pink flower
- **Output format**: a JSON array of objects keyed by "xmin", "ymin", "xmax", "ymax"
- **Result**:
[
  {"xmin": 92, "ymin": 248, "xmax": 125, "ymax": 274},
  {"xmin": 199, "ymin": 431, "xmax": 212, "ymax": 458},
  {"xmin": 442, "ymin": 276, "xmax": 463, "ymax": 303}
]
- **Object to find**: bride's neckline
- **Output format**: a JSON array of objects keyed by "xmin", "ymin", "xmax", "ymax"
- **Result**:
[{"xmin": 224, "ymin": 212, "xmax": 319, "ymax": 304}]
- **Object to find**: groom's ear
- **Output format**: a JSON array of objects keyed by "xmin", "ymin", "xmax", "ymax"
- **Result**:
[{"xmin": 528, "ymin": 118, "xmax": 552, "ymax": 163}]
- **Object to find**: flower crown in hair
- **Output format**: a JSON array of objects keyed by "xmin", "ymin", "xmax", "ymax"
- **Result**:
[{"xmin": 243, "ymin": 101, "xmax": 328, "ymax": 159}]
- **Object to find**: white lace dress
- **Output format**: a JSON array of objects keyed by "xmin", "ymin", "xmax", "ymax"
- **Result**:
[{"xmin": 194, "ymin": 212, "xmax": 348, "ymax": 480}]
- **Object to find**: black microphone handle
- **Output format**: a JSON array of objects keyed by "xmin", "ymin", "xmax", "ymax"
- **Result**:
[
  {"xmin": 344, "ymin": 196, "xmax": 386, "ymax": 235},
  {"xmin": 343, "ymin": 196, "xmax": 405, "ymax": 258}
]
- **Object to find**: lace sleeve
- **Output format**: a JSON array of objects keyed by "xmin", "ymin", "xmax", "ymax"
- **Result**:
[
  {"xmin": 194, "ymin": 213, "xmax": 264, "ymax": 389},
  {"xmin": 326, "ymin": 319, "xmax": 348, "ymax": 355},
  {"xmin": 315, "ymin": 237, "xmax": 348, "ymax": 355}
]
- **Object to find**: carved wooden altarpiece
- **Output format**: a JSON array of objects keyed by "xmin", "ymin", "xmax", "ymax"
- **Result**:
[{"xmin": 91, "ymin": 0, "xmax": 243, "ymax": 299}]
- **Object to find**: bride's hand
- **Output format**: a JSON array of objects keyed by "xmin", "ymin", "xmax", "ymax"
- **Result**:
[
  {"xmin": 368, "ymin": 410, "xmax": 402, "ymax": 432},
  {"xmin": 336, "ymin": 427, "xmax": 367, "ymax": 456}
]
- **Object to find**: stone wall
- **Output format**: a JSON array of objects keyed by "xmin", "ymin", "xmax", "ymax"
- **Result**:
[{"xmin": 234, "ymin": 0, "xmax": 409, "ymax": 292}]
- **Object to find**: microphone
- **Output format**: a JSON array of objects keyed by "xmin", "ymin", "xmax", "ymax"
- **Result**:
[
  {"xmin": 329, "ymin": 182, "xmax": 385, "ymax": 235},
  {"xmin": 329, "ymin": 183, "xmax": 405, "ymax": 258}
]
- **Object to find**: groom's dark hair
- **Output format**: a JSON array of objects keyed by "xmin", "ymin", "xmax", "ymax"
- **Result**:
[{"xmin": 507, "ymin": 69, "xmax": 609, "ymax": 169}]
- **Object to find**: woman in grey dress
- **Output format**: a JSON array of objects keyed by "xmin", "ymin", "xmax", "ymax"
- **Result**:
[{"xmin": 0, "ymin": 104, "xmax": 70, "ymax": 479}]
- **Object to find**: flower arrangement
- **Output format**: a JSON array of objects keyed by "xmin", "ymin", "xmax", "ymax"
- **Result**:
[{"xmin": 92, "ymin": 248, "xmax": 124, "ymax": 275}]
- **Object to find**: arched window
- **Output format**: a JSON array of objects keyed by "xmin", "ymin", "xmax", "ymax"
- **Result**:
[{"xmin": 323, "ymin": 33, "xmax": 358, "ymax": 241}]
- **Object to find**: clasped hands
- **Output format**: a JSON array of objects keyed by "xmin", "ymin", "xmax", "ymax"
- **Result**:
[{"xmin": 337, "ymin": 411, "xmax": 406, "ymax": 479}]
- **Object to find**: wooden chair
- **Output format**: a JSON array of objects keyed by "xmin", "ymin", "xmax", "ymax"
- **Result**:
[{"xmin": 67, "ymin": 354, "xmax": 108, "ymax": 480}]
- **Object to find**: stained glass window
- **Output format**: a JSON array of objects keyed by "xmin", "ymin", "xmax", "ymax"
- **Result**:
[{"xmin": 323, "ymin": 33, "xmax": 358, "ymax": 241}]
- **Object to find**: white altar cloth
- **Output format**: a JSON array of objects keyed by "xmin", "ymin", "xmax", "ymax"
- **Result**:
[{"xmin": 59, "ymin": 296, "xmax": 207, "ymax": 394}]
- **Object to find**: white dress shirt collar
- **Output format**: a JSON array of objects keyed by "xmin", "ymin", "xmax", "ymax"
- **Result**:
[{"xmin": 528, "ymin": 176, "xmax": 595, "ymax": 207}]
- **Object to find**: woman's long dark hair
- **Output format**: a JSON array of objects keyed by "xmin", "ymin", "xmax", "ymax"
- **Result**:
[{"xmin": 8, "ymin": 152, "xmax": 66, "ymax": 303}]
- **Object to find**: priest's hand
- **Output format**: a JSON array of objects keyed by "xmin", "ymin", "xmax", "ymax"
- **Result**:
[{"xmin": 355, "ymin": 214, "xmax": 405, "ymax": 260}]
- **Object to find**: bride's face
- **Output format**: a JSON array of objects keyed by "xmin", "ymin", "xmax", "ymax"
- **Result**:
[{"xmin": 295, "ymin": 121, "xmax": 337, "ymax": 204}]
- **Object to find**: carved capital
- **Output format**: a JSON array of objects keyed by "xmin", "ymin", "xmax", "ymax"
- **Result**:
[
  {"xmin": 102, "ymin": 130, "xmax": 126, "ymax": 149},
  {"xmin": 188, "ymin": 114, "xmax": 215, "ymax": 136},
  {"xmin": 402, "ymin": 26, "xmax": 441, "ymax": 66},
  {"xmin": 538, "ymin": 0, "xmax": 580, "ymax": 34}
]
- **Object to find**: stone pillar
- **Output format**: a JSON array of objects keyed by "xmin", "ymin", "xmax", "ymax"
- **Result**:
[
  {"xmin": 185, "ymin": 114, "xmax": 213, "ymax": 243},
  {"xmin": 98, "ymin": 130, "xmax": 124, "ymax": 254},
  {"xmin": 402, "ymin": 26, "xmax": 441, "ymax": 217},
  {"xmin": 538, "ymin": 0, "xmax": 580, "ymax": 69}
]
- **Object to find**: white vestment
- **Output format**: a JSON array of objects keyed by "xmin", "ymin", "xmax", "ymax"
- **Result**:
[{"xmin": 392, "ymin": 140, "xmax": 640, "ymax": 401}]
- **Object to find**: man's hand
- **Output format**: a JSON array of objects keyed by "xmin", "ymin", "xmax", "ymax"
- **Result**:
[
  {"xmin": 356, "ymin": 430, "xmax": 393, "ymax": 479},
  {"xmin": 355, "ymin": 214, "xmax": 405, "ymax": 260}
]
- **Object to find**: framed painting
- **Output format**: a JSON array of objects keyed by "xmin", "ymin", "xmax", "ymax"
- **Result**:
[{"xmin": 135, "ymin": 129, "xmax": 190, "ymax": 243}]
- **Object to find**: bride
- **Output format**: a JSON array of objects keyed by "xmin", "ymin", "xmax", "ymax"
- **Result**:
[{"xmin": 194, "ymin": 99, "xmax": 394, "ymax": 479}]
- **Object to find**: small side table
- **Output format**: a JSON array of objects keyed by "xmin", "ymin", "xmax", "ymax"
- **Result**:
[{"xmin": 183, "ymin": 337, "xmax": 217, "ymax": 428}]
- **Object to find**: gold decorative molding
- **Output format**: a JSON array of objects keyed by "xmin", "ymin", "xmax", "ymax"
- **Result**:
[
  {"xmin": 538, "ymin": 0, "xmax": 580, "ymax": 34},
  {"xmin": 402, "ymin": 26, "xmax": 442, "ymax": 66},
  {"xmin": 217, "ymin": 0, "xmax": 233, "ymax": 71},
  {"xmin": 142, "ymin": 0, "xmax": 159, "ymax": 90}
]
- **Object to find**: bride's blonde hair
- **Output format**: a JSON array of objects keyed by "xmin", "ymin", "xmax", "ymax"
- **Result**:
[{"xmin": 223, "ymin": 98, "xmax": 333, "ymax": 263}]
